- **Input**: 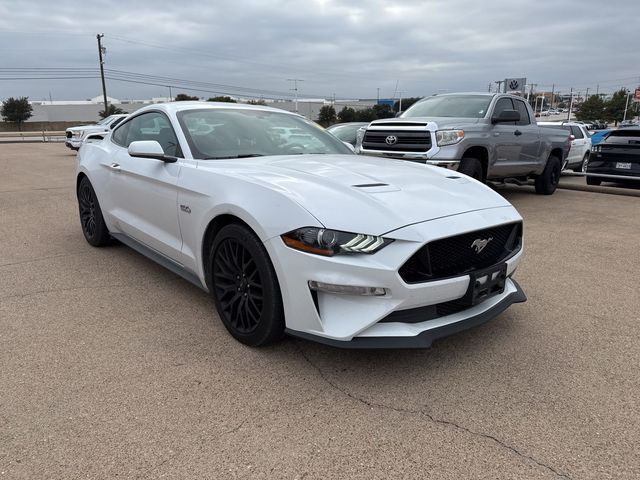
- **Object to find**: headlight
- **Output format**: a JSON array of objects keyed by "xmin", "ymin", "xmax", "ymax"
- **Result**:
[
  {"xmin": 72, "ymin": 131, "xmax": 82, "ymax": 138},
  {"xmin": 282, "ymin": 227, "xmax": 393, "ymax": 256},
  {"xmin": 436, "ymin": 129, "xmax": 464, "ymax": 146}
]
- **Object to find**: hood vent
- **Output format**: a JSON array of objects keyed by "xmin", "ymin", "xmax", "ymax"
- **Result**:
[{"xmin": 353, "ymin": 183, "xmax": 389, "ymax": 188}]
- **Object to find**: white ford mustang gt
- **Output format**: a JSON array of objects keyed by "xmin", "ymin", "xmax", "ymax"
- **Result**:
[{"xmin": 76, "ymin": 101, "xmax": 526, "ymax": 348}]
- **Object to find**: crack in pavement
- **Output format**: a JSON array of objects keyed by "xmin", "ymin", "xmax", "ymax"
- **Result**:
[{"xmin": 297, "ymin": 345, "xmax": 572, "ymax": 479}]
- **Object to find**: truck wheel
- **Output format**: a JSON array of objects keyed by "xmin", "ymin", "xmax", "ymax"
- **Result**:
[
  {"xmin": 457, "ymin": 157, "xmax": 483, "ymax": 182},
  {"xmin": 534, "ymin": 155, "xmax": 561, "ymax": 195}
]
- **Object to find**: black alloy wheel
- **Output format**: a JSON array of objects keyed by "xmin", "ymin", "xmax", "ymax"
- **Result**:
[
  {"xmin": 210, "ymin": 224, "xmax": 284, "ymax": 346},
  {"xmin": 77, "ymin": 176, "xmax": 111, "ymax": 246},
  {"xmin": 534, "ymin": 155, "xmax": 561, "ymax": 195}
]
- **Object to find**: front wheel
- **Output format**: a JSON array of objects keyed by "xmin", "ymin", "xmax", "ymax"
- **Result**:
[
  {"xmin": 457, "ymin": 157, "xmax": 484, "ymax": 181},
  {"xmin": 209, "ymin": 224, "xmax": 285, "ymax": 347},
  {"xmin": 534, "ymin": 155, "xmax": 561, "ymax": 195}
]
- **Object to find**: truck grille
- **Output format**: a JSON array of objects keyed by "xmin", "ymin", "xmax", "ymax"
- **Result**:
[
  {"xmin": 399, "ymin": 222, "xmax": 522, "ymax": 283},
  {"xmin": 362, "ymin": 129, "xmax": 431, "ymax": 152}
]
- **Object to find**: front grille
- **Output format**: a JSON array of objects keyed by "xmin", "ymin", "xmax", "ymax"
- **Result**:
[
  {"xmin": 66, "ymin": 131, "xmax": 72, "ymax": 139},
  {"xmin": 399, "ymin": 222, "xmax": 522, "ymax": 283},
  {"xmin": 379, "ymin": 298, "xmax": 472, "ymax": 324},
  {"xmin": 362, "ymin": 129, "xmax": 431, "ymax": 152}
]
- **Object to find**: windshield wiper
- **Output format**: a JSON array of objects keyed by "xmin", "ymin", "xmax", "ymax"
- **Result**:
[{"xmin": 202, "ymin": 153, "xmax": 265, "ymax": 160}]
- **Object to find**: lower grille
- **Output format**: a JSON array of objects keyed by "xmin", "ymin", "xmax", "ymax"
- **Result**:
[
  {"xmin": 399, "ymin": 222, "xmax": 522, "ymax": 283},
  {"xmin": 379, "ymin": 298, "xmax": 472, "ymax": 324},
  {"xmin": 362, "ymin": 129, "xmax": 431, "ymax": 152}
]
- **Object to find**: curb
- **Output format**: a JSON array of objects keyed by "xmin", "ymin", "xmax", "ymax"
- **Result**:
[{"xmin": 557, "ymin": 180, "xmax": 640, "ymax": 198}]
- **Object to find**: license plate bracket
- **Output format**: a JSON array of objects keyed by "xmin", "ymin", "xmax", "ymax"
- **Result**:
[{"xmin": 460, "ymin": 264, "xmax": 508, "ymax": 306}]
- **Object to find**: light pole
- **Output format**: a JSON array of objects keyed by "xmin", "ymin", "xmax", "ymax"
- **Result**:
[
  {"xmin": 96, "ymin": 34, "xmax": 108, "ymax": 114},
  {"xmin": 623, "ymin": 92, "xmax": 632, "ymax": 121},
  {"xmin": 287, "ymin": 78, "xmax": 304, "ymax": 113}
]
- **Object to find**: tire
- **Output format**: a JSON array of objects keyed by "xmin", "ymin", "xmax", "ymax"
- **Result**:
[
  {"xmin": 586, "ymin": 176, "xmax": 602, "ymax": 186},
  {"xmin": 209, "ymin": 223, "xmax": 285, "ymax": 347},
  {"xmin": 457, "ymin": 157, "xmax": 483, "ymax": 181},
  {"xmin": 77, "ymin": 176, "xmax": 111, "ymax": 247},
  {"xmin": 574, "ymin": 153, "xmax": 589, "ymax": 173},
  {"xmin": 534, "ymin": 155, "xmax": 561, "ymax": 195}
]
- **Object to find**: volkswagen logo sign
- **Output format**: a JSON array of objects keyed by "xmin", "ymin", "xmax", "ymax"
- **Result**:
[{"xmin": 385, "ymin": 135, "xmax": 398, "ymax": 145}]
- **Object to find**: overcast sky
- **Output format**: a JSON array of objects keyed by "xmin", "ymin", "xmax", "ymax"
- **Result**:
[{"xmin": 1, "ymin": 0, "xmax": 638, "ymax": 102}]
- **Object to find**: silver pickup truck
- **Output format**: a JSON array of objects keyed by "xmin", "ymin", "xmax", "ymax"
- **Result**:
[{"xmin": 356, "ymin": 92, "xmax": 571, "ymax": 194}]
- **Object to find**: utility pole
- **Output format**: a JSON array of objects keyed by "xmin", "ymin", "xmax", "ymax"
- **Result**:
[
  {"xmin": 550, "ymin": 83, "xmax": 555, "ymax": 108},
  {"xmin": 398, "ymin": 91, "xmax": 404, "ymax": 113},
  {"xmin": 528, "ymin": 83, "xmax": 537, "ymax": 103},
  {"xmin": 567, "ymin": 87, "xmax": 574, "ymax": 121},
  {"xmin": 488, "ymin": 82, "xmax": 493, "ymax": 93},
  {"xmin": 287, "ymin": 78, "xmax": 303, "ymax": 113},
  {"xmin": 376, "ymin": 87, "xmax": 380, "ymax": 103},
  {"xmin": 623, "ymin": 92, "xmax": 632, "ymax": 121},
  {"xmin": 585, "ymin": 87, "xmax": 589, "ymax": 100},
  {"xmin": 96, "ymin": 34, "xmax": 108, "ymax": 114}
]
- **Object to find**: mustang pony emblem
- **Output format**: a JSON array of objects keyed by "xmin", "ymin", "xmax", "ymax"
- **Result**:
[{"xmin": 471, "ymin": 237, "xmax": 493, "ymax": 253}]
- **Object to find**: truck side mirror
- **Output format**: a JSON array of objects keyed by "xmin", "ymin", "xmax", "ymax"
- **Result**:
[{"xmin": 491, "ymin": 109, "xmax": 520, "ymax": 124}]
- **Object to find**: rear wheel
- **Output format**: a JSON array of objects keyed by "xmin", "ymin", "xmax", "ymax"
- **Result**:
[
  {"xmin": 534, "ymin": 155, "xmax": 561, "ymax": 195},
  {"xmin": 457, "ymin": 157, "xmax": 483, "ymax": 181},
  {"xmin": 574, "ymin": 153, "xmax": 589, "ymax": 173},
  {"xmin": 77, "ymin": 176, "xmax": 111, "ymax": 247},
  {"xmin": 209, "ymin": 224, "xmax": 285, "ymax": 346},
  {"xmin": 586, "ymin": 176, "xmax": 602, "ymax": 186}
]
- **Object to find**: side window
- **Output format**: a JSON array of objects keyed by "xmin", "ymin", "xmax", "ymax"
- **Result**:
[
  {"xmin": 111, "ymin": 121, "xmax": 131, "ymax": 146},
  {"xmin": 514, "ymin": 100, "xmax": 530, "ymax": 126},
  {"xmin": 493, "ymin": 98, "xmax": 515, "ymax": 125},
  {"xmin": 124, "ymin": 112, "xmax": 180, "ymax": 156},
  {"xmin": 570, "ymin": 126, "xmax": 584, "ymax": 139}
]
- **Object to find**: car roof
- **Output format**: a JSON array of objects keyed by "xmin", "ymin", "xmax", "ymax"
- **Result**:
[{"xmin": 140, "ymin": 101, "xmax": 298, "ymax": 117}]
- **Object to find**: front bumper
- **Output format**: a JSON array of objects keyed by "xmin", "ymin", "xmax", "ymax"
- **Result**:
[
  {"xmin": 359, "ymin": 145, "xmax": 462, "ymax": 170},
  {"xmin": 287, "ymin": 279, "xmax": 526, "ymax": 349},
  {"xmin": 65, "ymin": 138, "xmax": 82, "ymax": 150},
  {"xmin": 265, "ymin": 206, "xmax": 524, "ymax": 347}
]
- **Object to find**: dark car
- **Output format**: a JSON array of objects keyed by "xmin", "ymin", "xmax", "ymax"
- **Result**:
[
  {"xmin": 326, "ymin": 122, "xmax": 368, "ymax": 146},
  {"xmin": 585, "ymin": 128, "xmax": 640, "ymax": 186}
]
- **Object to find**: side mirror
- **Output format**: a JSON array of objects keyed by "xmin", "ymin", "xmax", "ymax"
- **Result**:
[
  {"xmin": 569, "ymin": 134, "xmax": 576, "ymax": 141},
  {"xmin": 128, "ymin": 140, "xmax": 177, "ymax": 163},
  {"xmin": 492, "ymin": 109, "xmax": 520, "ymax": 124},
  {"xmin": 342, "ymin": 141, "xmax": 356, "ymax": 153}
]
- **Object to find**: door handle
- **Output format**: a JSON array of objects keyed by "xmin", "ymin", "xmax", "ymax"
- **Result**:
[
  {"xmin": 514, "ymin": 130, "xmax": 523, "ymax": 136},
  {"xmin": 109, "ymin": 163, "xmax": 121, "ymax": 171}
]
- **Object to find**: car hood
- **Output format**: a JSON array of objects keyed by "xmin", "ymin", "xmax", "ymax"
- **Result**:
[
  {"xmin": 203, "ymin": 154, "xmax": 512, "ymax": 236},
  {"xmin": 66, "ymin": 125, "xmax": 105, "ymax": 133},
  {"xmin": 370, "ymin": 117, "xmax": 482, "ymax": 130}
]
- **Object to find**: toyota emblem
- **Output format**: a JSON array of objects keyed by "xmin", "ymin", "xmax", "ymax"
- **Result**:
[{"xmin": 385, "ymin": 135, "xmax": 398, "ymax": 145}]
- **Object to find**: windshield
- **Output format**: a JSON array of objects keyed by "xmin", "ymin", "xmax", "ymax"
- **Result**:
[
  {"xmin": 402, "ymin": 95, "xmax": 492, "ymax": 118},
  {"xmin": 177, "ymin": 108, "xmax": 352, "ymax": 159},
  {"xmin": 96, "ymin": 116, "xmax": 112, "ymax": 126}
]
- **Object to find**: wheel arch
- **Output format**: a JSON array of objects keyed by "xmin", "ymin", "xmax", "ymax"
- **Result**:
[
  {"xmin": 549, "ymin": 147, "xmax": 564, "ymax": 161},
  {"xmin": 461, "ymin": 146, "xmax": 489, "ymax": 181}
]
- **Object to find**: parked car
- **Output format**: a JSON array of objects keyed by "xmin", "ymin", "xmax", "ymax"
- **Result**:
[
  {"xmin": 618, "ymin": 120, "xmax": 640, "ymax": 129},
  {"xmin": 65, "ymin": 114, "xmax": 128, "ymax": 151},
  {"xmin": 585, "ymin": 127, "xmax": 640, "ymax": 186},
  {"xmin": 356, "ymin": 93, "xmax": 571, "ymax": 194},
  {"xmin": 539, "ymin": 122, "xmax": 592, "ymax": 172},
  {"xmin": 76, "ymin": 102, "xmax": 526, "ymax": 348},
  {"xmin": 326, "ymin": 122, "xmax": 368, "ymax": 146}
]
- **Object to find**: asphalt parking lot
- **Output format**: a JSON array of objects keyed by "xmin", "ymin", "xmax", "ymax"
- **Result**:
[{"xmin": 1, "ymin": 143, "xmax": 639, "ymax": 479}]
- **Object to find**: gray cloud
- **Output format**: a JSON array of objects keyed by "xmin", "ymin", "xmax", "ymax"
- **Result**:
[{"xmin": 1, "ymin": 0, "xmax": 638, "ymax": 101}]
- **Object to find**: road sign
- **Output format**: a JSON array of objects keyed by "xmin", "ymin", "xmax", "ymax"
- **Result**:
[{"xmin": 504, "ymin": 78, "xmax": 526, "ymax": 94}]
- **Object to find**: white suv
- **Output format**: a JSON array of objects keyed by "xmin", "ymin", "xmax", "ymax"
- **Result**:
[{"xmin": 539, "ymin": 122, "xmax": 592, "ymax": 172}]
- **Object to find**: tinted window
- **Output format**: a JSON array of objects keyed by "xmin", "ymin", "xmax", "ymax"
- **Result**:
[
  {"xmin": 110, "ymin": 117, "xmax": 126, "ymax": 129},
  {"xmin": 402, "ymin": 95, "xmax": 492, "ymax": 118},
  {"xmin": 177, "ymin": 108, "xmax": 352, "ymax": 159},
  {"xmin": 570, "ymin": 126, "xmax": 584, "ymax": 139},
  {"xmin": 111, "ymin": 121, "xmax": 130, "ymax": 146},
  {"xmin": 513, "ymin": 100, "xmax": 530, "ymax": 126},
  {"xmin": 123, "ymin": 112, "xmax": 180, "ymax": 156},
  {"xmin": 493, "ymin": 98, "xmax": 515, "ymax": 125}
]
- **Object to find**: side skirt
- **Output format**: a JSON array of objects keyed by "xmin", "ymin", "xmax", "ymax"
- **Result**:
[{"xmin": 110, "ymin": 233, "xmax": 207, "ymax": 292}]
